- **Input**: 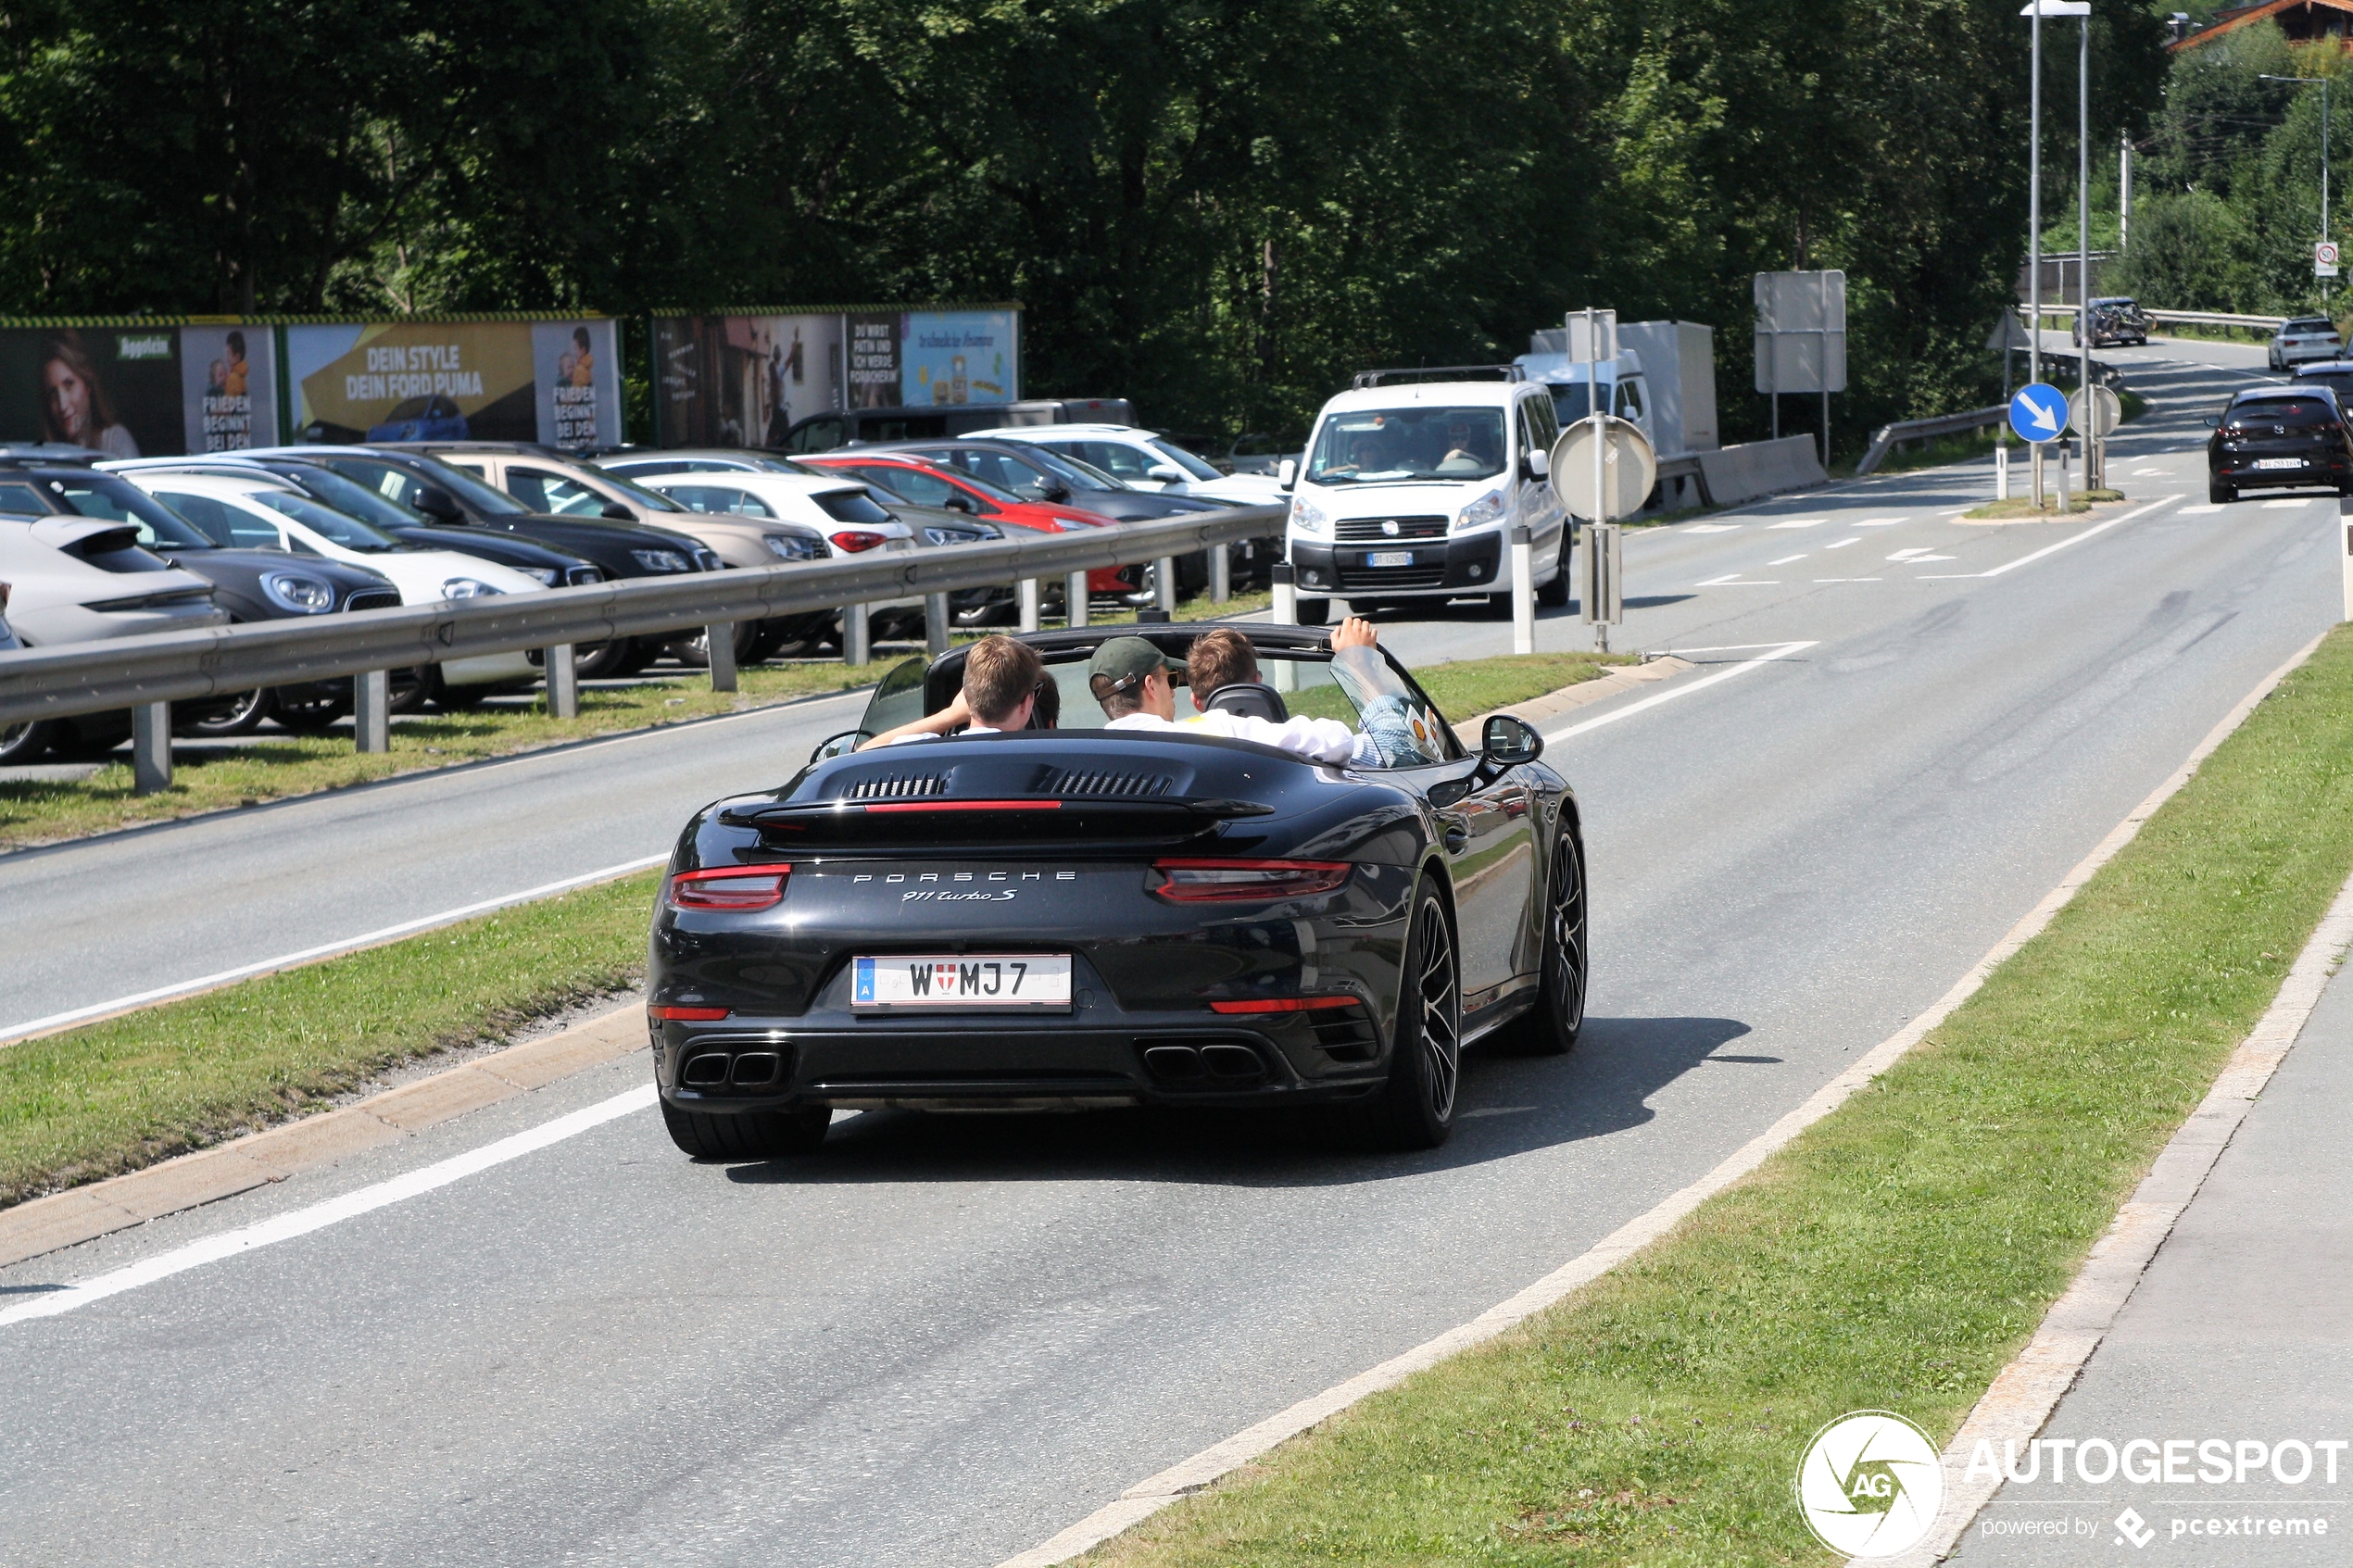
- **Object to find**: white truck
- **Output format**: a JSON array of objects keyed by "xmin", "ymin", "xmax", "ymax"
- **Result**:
[{"xmin": 1515, "ymin": 320, "xmax": 1718, "ymax": 508}]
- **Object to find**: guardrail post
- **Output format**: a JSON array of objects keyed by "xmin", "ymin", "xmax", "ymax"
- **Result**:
[
  {"xmin": 131, "ymin": 701, "xmax": 170, "ymax": 794},
  {"xmin": 925, "ymin": 592, "xmax": 951, "ymax": 656},
  {"xmin": 1019, "ymin": 578, "xmax": 1040, "ymax": 633},
  {"xmin": 354, "ymin": 671, "xmax": 390, "ymax": 754},
  {"xmin": 545, "ymin": 644, "xmax": 578, "ymax": 719},
  {"xmin": 1272, "ymin": 560, "xmax": 1297, "ymax": 625},
  {"xmin": 1154, "ymin": 556, "xmax": 1178, "ymax": 614},
  {"xmin": 708, "ymin": 623, "xmax": 737, "ymax": 693},
  {"xmin": 1210, "ymin": 544, "xmax": 1230, "ymax": 605},
  {"xmin": 844, "ymin": 604, "xmax": 870, "ymax": 666},
  {"xmin": 1510, "ymin": 525, "xmax": 1536, "ymax": 656},
  {"xmin": 1065, "ymin": 570, "xmax": 1089, "ymax": 629}
]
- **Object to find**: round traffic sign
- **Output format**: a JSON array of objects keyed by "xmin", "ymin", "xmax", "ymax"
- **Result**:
[
  {"xmin": 2069, "ymin": 383, "xmax": 2121, "ymax": 438},
  {"xmin": 1549, "ymin": 416, "xmax": 1657, "ymax": 521},
  {"xmin": 2008, "ymin": 383, "xmax": 2068, "ymax": 445},
  {"xmin": 2321, "ymin": 242, "xmax": 2342, "ymax": 269}
]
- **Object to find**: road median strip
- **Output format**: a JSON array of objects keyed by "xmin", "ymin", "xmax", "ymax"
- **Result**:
[
  {"xmin": 1010, "ymin": 626, "xmax": 2353, "ymax": 1567},
  {"xmin": 0, "ymin": 651, "xmax": 1635, "ymax": 1262}
]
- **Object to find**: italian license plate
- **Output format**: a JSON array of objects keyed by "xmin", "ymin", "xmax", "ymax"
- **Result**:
[
  {"xmin": 851, "ymin": 954, "xmax": 1072, "ymax": 1010},
  {"xmin": 1365, "ymin": 550, "xmax": 1415, "ymax": 568},
  {"xmin": 2255, "ymin": 458, "xmax": 2306, "ymax": 470}
]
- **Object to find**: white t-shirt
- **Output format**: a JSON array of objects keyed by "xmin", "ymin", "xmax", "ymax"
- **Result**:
[
  {"xmin": 1103, "ymin": 709, "xmax": 1354, "ymax": 764},
  {"xmin": 887, "ymin": 721, "xmax": 1008, "ymax": 745}
]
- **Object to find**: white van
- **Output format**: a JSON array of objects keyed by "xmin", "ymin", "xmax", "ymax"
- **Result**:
[{"xmin": 1282, "ymin": 371, "xmax": 1567, "ymax": 623}]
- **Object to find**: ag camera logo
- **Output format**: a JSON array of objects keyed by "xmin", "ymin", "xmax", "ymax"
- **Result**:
[{"xmin": 1795, "ymin": 1411, "xmax": 1944, "ymax": 1559}]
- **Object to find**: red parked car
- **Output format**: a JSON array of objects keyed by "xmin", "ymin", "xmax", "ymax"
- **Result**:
[{"xmin": 798, "ymin": 453, "xmax": 1134, "ymax": 596}]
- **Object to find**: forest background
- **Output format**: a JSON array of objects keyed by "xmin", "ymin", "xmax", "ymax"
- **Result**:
[{"xmin": 0, "ymin": 1, "xmax": 2317, "ymax": 454}]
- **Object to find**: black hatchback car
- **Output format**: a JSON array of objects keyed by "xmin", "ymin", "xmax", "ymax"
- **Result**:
[{"xmin": 2206, "ymin": 388, "xmax": 2353, "ymax": 504}]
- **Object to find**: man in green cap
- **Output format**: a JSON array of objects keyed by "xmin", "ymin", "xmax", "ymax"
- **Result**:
[{"xmin": 1088, "ymin": 617, "xmax": 1388, "ymax": 763}]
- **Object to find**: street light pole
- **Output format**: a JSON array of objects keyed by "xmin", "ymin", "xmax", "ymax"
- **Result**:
[
  {"xmin": 2079, "ymin": 6, "xmax": 2095, "ymax": 503},
  {"xmin": 2261, "ymin": 72, "xmax": 2333, "ymax": 305}
]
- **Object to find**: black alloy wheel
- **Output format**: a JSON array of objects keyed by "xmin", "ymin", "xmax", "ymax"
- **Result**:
[
  {"xmin": 1357, "ymin": 888, "xmax": 1462, "ymax": 1148},
  {"xmin": 661, "ymin": 1098, "xmax": 831, "ymax": 1159},
  {"xmin": 179, "ymin": 687, "xmax": 271, "ymax": 737},
  {"xmin": 1537, "ymin": 525, "xmax": 1572, "ymax": 608},
  {"xmin": 0, "ymin": 720, "xmax": 58, "ymax": 765},
  {"xmin": 1503, "ymin": 834, "xmax": 1588, "ymax": 1056}
]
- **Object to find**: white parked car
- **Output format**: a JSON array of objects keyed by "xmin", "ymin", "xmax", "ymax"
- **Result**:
[
  {"xmin": 959, "ymin": 423, "xmax": 1285, "ymax": 505},
  {"xmin": 1282, "ymin": 375, "xmax": 1570, "ymax": 624},
  {"xmin": 0, "ymin": 514, "xmax": 226, "ymax": 762},
  {"xmin": 121, "ymin": 473, "xmax": 543, "ymax": 696}
]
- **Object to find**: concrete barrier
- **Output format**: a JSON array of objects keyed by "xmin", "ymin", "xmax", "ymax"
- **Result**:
[{"xmin": 1694, "ymin": 435, "xmax": 1828, "ymax": 508}]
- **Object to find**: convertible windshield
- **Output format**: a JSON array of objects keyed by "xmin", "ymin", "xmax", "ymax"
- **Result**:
[
  {"xmin": 251, "ymin": 491, "xmax": 403, "ymax": 550},
  {"xmin": 1307, "ymin": 407, "xmax": 1507, "ymax": 483}
]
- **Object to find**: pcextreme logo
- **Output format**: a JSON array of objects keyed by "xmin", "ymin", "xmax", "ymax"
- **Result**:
[{"xmin": 1795, "ymin": 1410, "xmax": 1944, "ymax": 1559}]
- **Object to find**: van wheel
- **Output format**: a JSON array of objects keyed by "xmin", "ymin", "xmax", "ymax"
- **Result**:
[
  {"xmin": 1292, "ymin": 596, "xmax": 1330, "ymax": 626},
  {"xmin": 1536, "ymin": 529, "xmax": 1572, "ymax": 607},
  {"xmin": 661, "ymin": 1099, "xmax": 831, "ymax": 1160}
]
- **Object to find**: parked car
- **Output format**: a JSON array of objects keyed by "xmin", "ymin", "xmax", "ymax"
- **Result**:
[
  {"xmin": 2269, "ymin": 317, "xmax": 2345, "ymax": 372},
  {"xmin": 6, "ymin": 466, "xmax": 401, "ymax": 735},
  {"xmin": 595, "ymin": 449, "xmax": 810, "ymax": 482},
  {"xmin": 364, "ymin": 394, "xmax": 469, "ymax": 443},
  {"xmin": 796, "ymin": 452, "xmax": 1133, "ymax": 600},
  {"xmin": 1283, "ymin": 375, "xmax": 1570, "ymax": 624},
  {"xmin": 866, "ymin": 438, "xmax": 1229, "ymax": 523},
  {"xmin": 245, "ymin": 446, "xmax": 724, "ymax": 678},
  {"xmin": 2203, "ymin": 386, "xmax": 2353, "ymax": 504},
  {"xmin": 122, "ymin": 473, "xmax": 546, "ymax": 709},
  {"xmin": 1226, "ymin": 433, "xmax": 1303, "ymax": 476},
  {"xmin": 958, "ymin": 423, "xmax": 1286, "ymax": 505},
  {"xmin": 0, "ymin": 513, "xmax": 228, "ymax": 761},
  {"xmin": 2073, "ymin": 296, "xmax": 2151, "ymax": 348}
]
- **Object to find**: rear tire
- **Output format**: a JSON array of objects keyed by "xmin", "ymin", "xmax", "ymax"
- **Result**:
[
  {"xmin": 2209, "ymin": 480, "xmax": 2236, "ymax": 506},
  {"xmin": 0, "ymin": 720, "xmax": 58, "ymax": 765},
  {"xmin": 1354, "ymin": 888, "xmax": 1461, "ymax": 1150},
  {"xmin": 661, "ymin": 1099, "xmax": 831, "ymax": 1160},
  {"xmin": 179, "ymin": 688, "xmax": 271, "ymax": 737},
  {"xmin": 1499, "ymin": 834, "xmax": 1588, "ymax": 1057}
]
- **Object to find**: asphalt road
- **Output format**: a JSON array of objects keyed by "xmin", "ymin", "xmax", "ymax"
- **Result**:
[{"xmin": 2, "ymin": 338, "xmax": 2342, "ymax": 1566}]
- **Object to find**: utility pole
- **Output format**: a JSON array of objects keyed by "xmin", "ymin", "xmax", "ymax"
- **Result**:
[
  {"xmin": 2261, "ymin": 72, "xmax": 2333, "ymax": 306},
  {"xmin": 2120, "ymin": 132, "xmax": 2133, "ymax": 254},
  {"xmin": 2079, "ymin": 5, "xmax": 2095, "ymax": 505},
  {"xmin": 2028, "ymin": 0, "xmax": 2045, "ymax": 508}
]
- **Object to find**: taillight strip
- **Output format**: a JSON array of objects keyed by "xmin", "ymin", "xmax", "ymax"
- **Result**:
[
  {"xmin": 665, "ymin": 865, "xmax": 790, "ymax": 910},
  {"xmin": 860, "ymin": 799, "xmax": 1063, "ymax": 814},
  {"xmin": 649, "ymin": 1005, "xmax": 732, "ymax": 1022},
  {"xmin": 1208, "ymin": 997, "xmax": 1364, "ymax": 1015}
]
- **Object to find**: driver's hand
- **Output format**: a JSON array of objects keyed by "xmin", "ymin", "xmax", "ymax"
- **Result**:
[{"xmin": 1328, "ymin": 616, "xmax": 1378, "ymax": 653}]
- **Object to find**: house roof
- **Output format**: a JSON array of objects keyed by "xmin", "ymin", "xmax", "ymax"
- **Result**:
[{"xmin": 2171, "ymin": 0, "xmax": 2353, "ymax": 52}]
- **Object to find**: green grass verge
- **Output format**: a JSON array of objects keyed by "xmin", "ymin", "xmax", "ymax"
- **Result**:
[
  {"xmin": 0, "ymin": 872, "xmax": 660, "ymax": 1208},
  {"xmin": 0, "ymin": 648, "xmax": 1617, "ymax": 1210},
  {"xmin": 1086, "ymin": 625, "xmax": 2353, "ymax": 1567}
]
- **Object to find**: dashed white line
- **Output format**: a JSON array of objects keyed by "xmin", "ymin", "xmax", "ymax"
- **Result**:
[
  {"xmin": 1824, "ymin": 537, "xmax": 1861, "ymax": 550},
  {"xmin": 2178, "ymin": 504, "xmax": 2223, "ymax": 515},
  {"xmin": 2262, "ymin": 498, "xmax": 2316, "ymax": 509},
  {"xmin": 1693, "ymin": 573, "xmax": 1780, "ymax": 587},
  {"xmin": 1767, "ymin": 554, "xmax": 1808, "ymax": 565},
  {"xmin": 1766, "ymin": 518, "xmax": 1826, "ymax": 529},
  {"xmin": 1851, "ymin": 517, "xmax": 1908, "ymax": 526},
  {"xmin": 1684, "ymin": 522, "xmax": 1742, "ymax": 533}
]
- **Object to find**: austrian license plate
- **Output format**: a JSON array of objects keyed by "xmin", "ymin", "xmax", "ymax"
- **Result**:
[
  {"xmin": 2254, "ymin": 458, "xmax": 2306, "ymax": 470},
  {"xmin": 1364, "ymin": 550, "xmax": 1416, "ymax": 568},
  {"xmin": 851, "ymin": 954, "xmax": 1072, "ymax": 1010}
]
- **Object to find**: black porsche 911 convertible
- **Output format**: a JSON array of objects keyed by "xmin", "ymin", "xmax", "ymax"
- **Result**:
[{"xmin": 646, "ymin": 626, "xmax": 1586, "ymax": 1156}]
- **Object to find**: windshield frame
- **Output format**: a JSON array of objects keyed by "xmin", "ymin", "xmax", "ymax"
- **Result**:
[
  {"xmin": 1146, "ymin": 438, "xmax": 1225, "ymax": 481},
  {"xmin": 273, "ymin": 463, "xmax": 430, "ymax": 530},
  {"xmin": 51, "ymin": 473, "xmax": 219, "ymax": 550},
  {"xmin": 330, "ymin": 453, "xmax": 533, "ymax": 516},
  {"xmin": 248, "ymin": 489, "xmax": 404, "ymax": 550}
]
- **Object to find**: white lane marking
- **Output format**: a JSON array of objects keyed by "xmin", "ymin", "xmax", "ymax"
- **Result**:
[
  {"xmin": 2177, "ymin": 504, "xmax": 2223, "ymax": 515},
  {"xmin": 1851, "ymin": 517, "xmax": 1908, "ymax": 526},
  {"xmin": 1683, "ymin": 522, "xmax": 1742, "ymax": 533},
  {"xmin": 1766, "ymin": 518, "xmax": 1826, "ymax": 529},
  {"xmin": 1919, "ymin": 495, "xmax": 2183, "ymax": 581},
  {"xmin": 1544, "ymin": 641, "xmax": 1815, "ymax": 743},
  {"xmin": 1693, "ymin": 573, "xmax": 1780, "ymax": 587},
  {"xmin": 994, "ymin": 629, "xmax": 2325, "ymax": 1568},
  {"xmin": 1824, "ymin": 537, "xmax": 1861, "ymax": 550},
  {"xmin": 0, "ymin": 1085, "xmax": 659, "ymax": 1327},
  {"xmin": 2262, "ymin": 498, "xmax": 2315, "ymax": 508},
  {"xmin": 0, "ymin": 854, "xmax": 672, "ymax": 1047},
  {"xmin": 2132, "ymin": 467, "xmax": 2170, "ymax": 475},
  {"xmin": 1766, "ymin": 554, "xmax": 1808, "ymax": 565},
  {"xmin": 1812, "ymin": 577, "xmax": 1882, "ymax": 583}
]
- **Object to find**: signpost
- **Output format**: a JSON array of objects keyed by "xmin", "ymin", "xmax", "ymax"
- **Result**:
[
  {"xmin": 1754, "ymin": 270, "xmax": 1847, "ymax": 463},
  {"xmin": 1550, "ymin": 413, "xmax": 1655, "ymax": 655},
  {"xmin": 2321, "ymin": 241, "xmax": 2342, "ymax": 280},
  {"xmin": 2011, "ymin": 382, "xmax": 2070, "ymax": 510}
]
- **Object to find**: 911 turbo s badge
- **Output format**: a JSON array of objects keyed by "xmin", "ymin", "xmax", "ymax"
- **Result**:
[{"xmin": 851, "ymin": 870, "xmax": 1078, "ymax": 903}]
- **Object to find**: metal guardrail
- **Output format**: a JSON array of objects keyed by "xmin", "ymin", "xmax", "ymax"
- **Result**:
[
  {"xmin": 0, "ymin": 504, "xmax": 1286, "ymax": 731},
  {"xmin": 2143, "ymin": 308, "xmax": 2288, "ymax": 332},
  {"xmin": 1854, "ymin": 406, "xmax": 2008, "ymax": 477}
]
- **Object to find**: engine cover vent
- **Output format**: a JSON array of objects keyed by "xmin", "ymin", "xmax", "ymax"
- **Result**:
[
  {"xmin": 1040, "ymin": 768, "xmax": 1175, "ymax": 798},
  {"xmin": 839, "ymin": 772, "xmax": 950, "ymax": 800}
]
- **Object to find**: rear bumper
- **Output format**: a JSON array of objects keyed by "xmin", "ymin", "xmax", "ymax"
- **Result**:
[
  {"xmin": 2213, "ymin": 454, "xmax": 2350, "ymax": 489},
  {"xmin": 1289, "ymin": 532, "xmax": 1504, "ymax": 597}
]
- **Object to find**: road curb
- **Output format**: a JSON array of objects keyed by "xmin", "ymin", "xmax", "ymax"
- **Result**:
[
  {"xmin": 992, "ymin": 629, "xmax": 2332, "ymax": 1568},
  {"xmin": 0, "ymin": 1001, "xmax": 644, "ymax": 1271}
]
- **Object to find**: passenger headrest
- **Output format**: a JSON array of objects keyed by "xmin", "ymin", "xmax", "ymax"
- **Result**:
[{"xmin": 1202, "ymin": 682, "xmax": 1288, "ymax": 722}]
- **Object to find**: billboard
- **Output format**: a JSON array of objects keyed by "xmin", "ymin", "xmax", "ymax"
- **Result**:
[
  {"xmin": 653, "ymin": 312, "xmax": 845, "ymax": 446},
  {"xmin": 284, "ymin": 318, "xmax": 621, "ymax": 448},
  {"xmin": 652, "ymin": 307, "xmax": 1021, "ymax": 444},
  {"xmin": 0, "ymin": 322, "xmax": 281, "ymax": 457}
]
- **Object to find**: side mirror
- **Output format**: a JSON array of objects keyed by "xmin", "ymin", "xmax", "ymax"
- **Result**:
[
  {"xmin": 1042, "ymin": 481, "xmax": 1073, "ymax": 503},
  {"xmin": 414, "ymin": 484, "xmax": 463, "ymax": 521},
  {"xmin": 600, "ymin": 500, "xmax": 635, "ymax": 521},
  {"xmin": 1481, "ymin": 713, "xmax": 1543, "ymax": 768},
  {"xmin": 811, "ymin": 730, "xmax": 864, "ymax": 763},
  {"xmin": 1146, "ymin": 463, "xmax": 1186, "ymax": 483},
  {"xmin": 1526, "ymin": 448, "xmax": 1550, "ymax": 479},
  {"xmin": 1277, "ymin": 458, "xmax": 1297, "ymax": 488}
]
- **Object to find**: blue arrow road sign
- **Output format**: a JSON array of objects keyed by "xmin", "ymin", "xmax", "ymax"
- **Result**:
[{"xmin": 2010, "ymin": 383, "xmax": 2068, "ymax": 444}]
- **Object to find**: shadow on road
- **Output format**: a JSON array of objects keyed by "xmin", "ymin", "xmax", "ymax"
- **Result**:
[{"xmin": 720, "ymin": 1013, "xmax": 1755, "ymax": 1189}]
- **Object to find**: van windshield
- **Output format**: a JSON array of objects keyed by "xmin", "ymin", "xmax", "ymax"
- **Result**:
[{"xmin": 1306, "ymin": 408, "xmax": 1506, "ymax": 483}]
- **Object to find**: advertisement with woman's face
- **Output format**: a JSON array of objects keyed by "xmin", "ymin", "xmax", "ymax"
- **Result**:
[{"xmin": 0, "ymin": 327, "xmax": 182, "ymax": 458}]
